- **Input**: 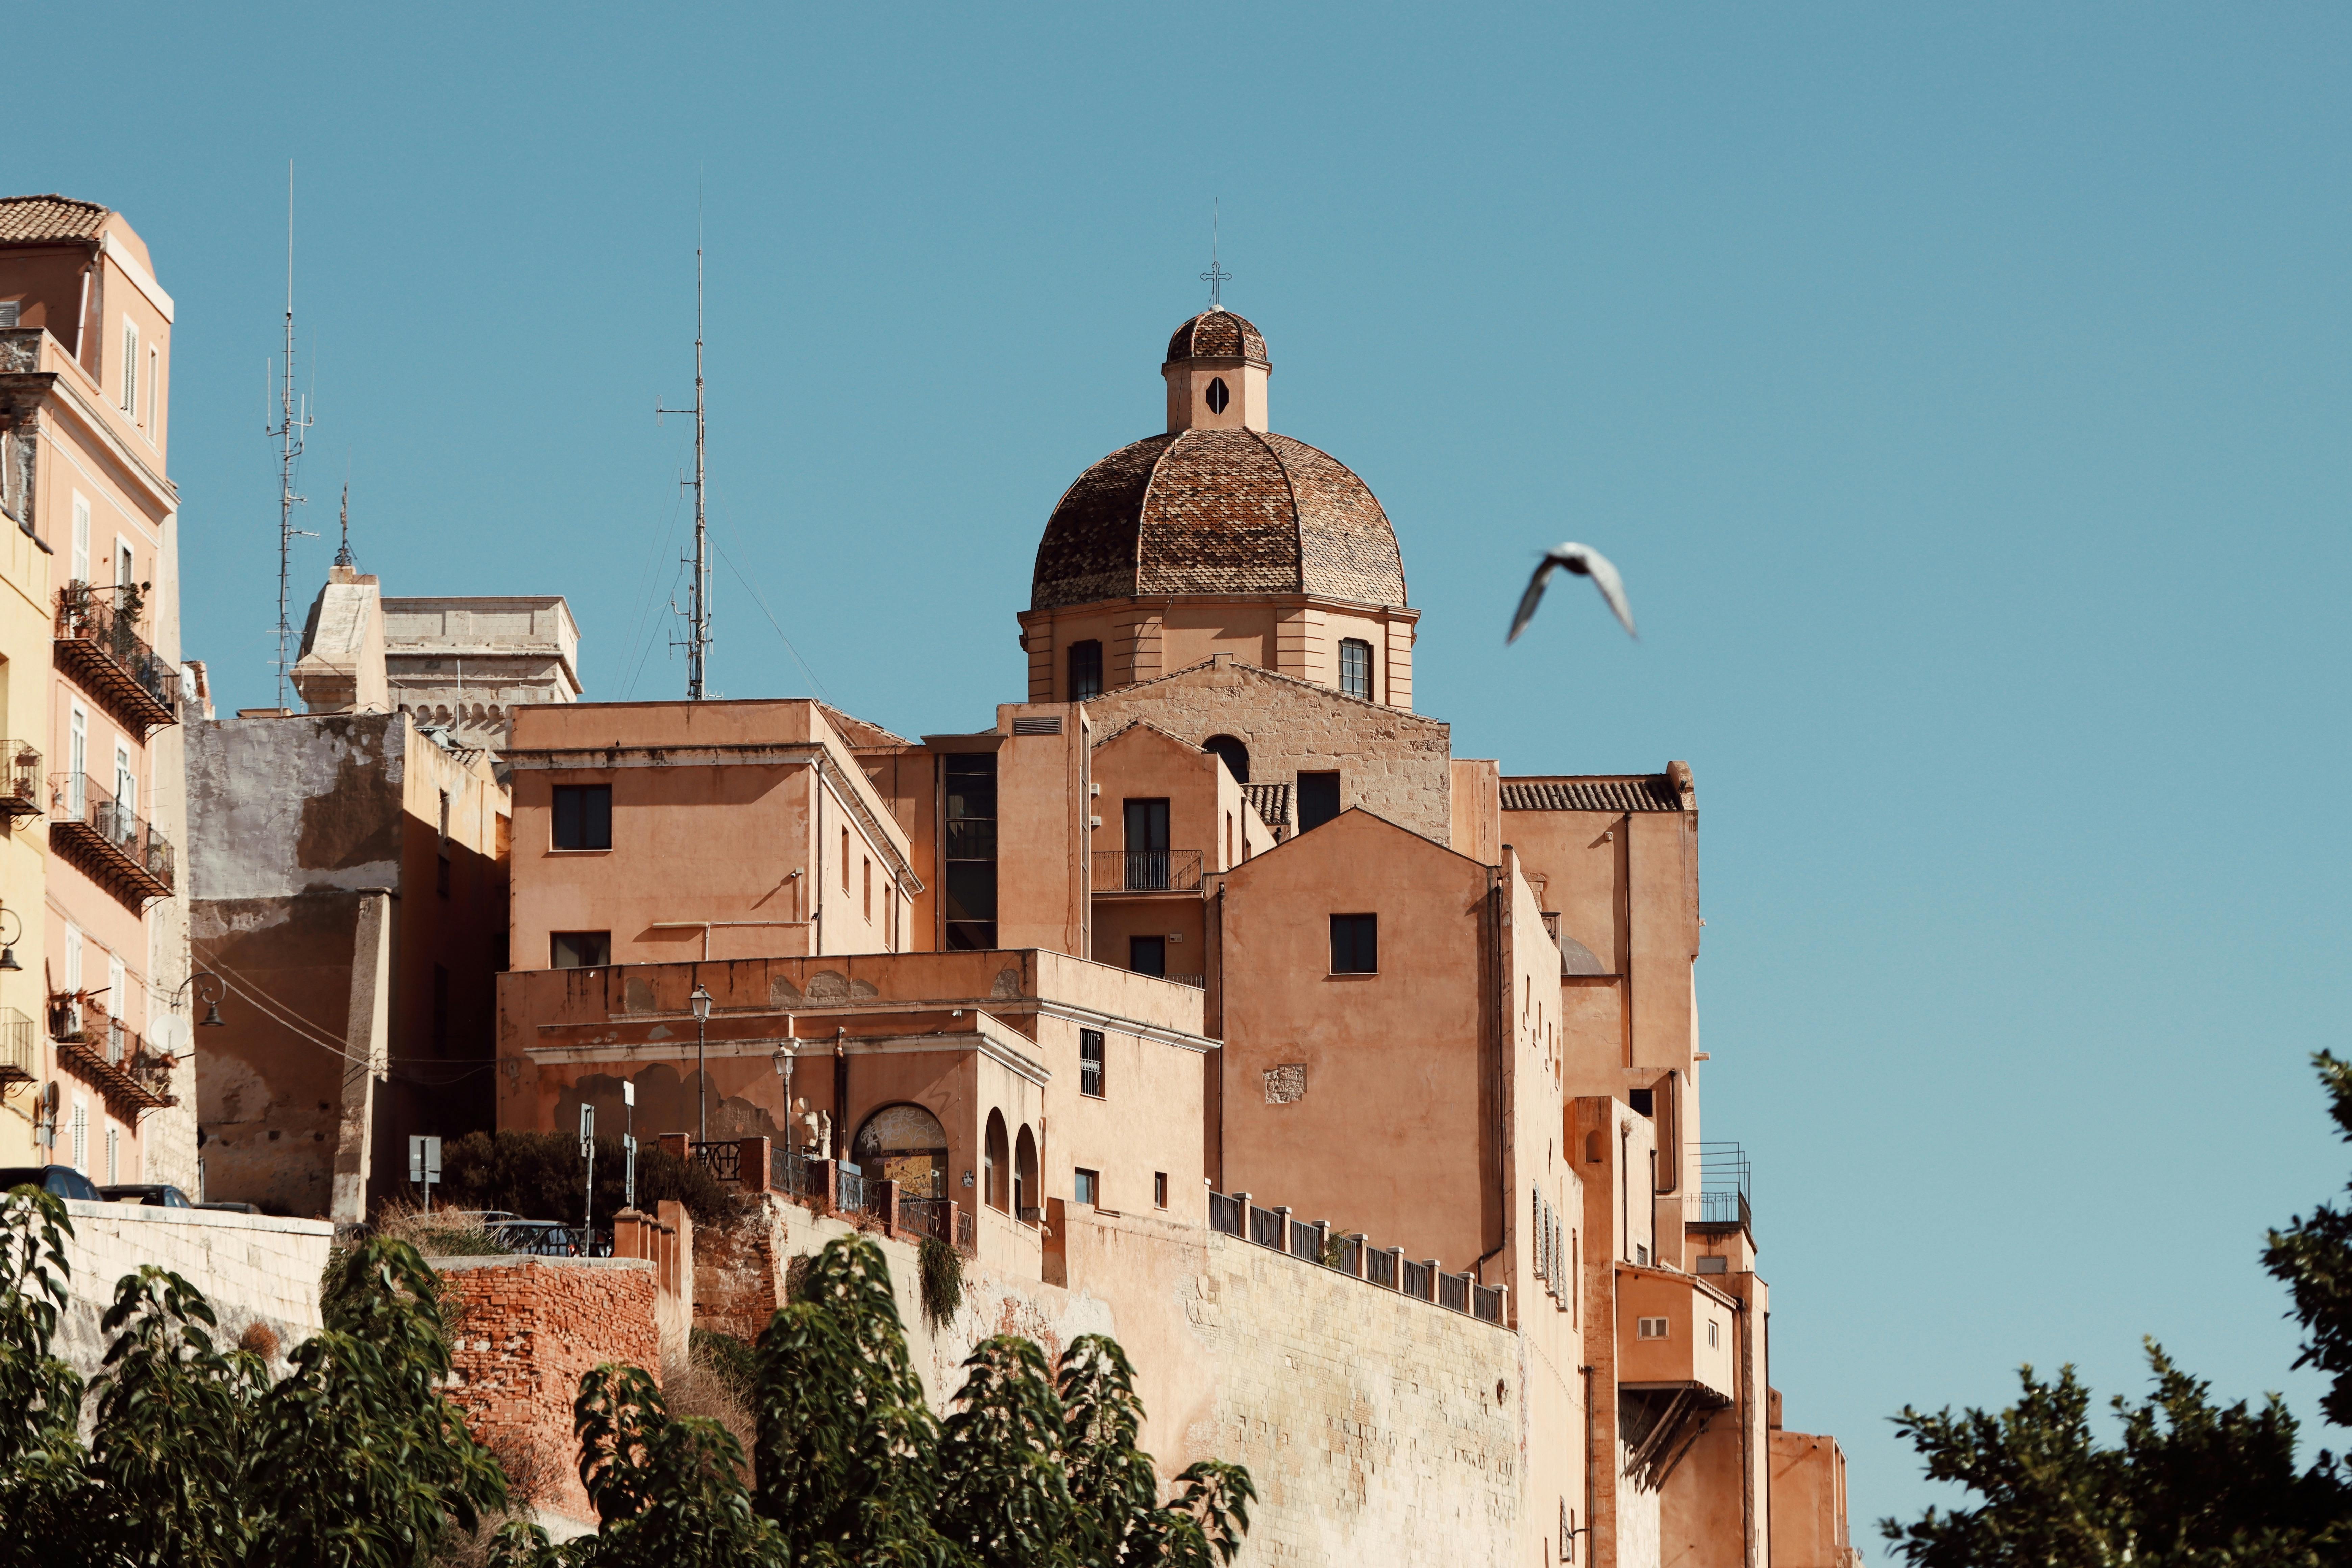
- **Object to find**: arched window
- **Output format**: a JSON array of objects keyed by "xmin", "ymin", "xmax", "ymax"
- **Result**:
[
  {"xmin": 852, "ymin": 1102, "xmax": 950, "ymax": 1199},
  {"xmin": 1585, "ymin": 1130, "xmax": 1603, "ymax": 1163},
  {"xmin": 1202, "ymin": 734, "xmax": 1250, "ymax": 784},
  {"xmin": 984, "ymin": 1110, "xmax": 1010, "ymax": 1212},
  {"xmin": 1338, "ymin": 638, "xmax": 1374, "ymax": 700},
  {"xmin": 1014, "ymin": 1124, "xmax": 1039, "ymax": 1222},
  {"xmin": 1069, "ymin": 640, "xmax": 1103, "ymax": 700}
]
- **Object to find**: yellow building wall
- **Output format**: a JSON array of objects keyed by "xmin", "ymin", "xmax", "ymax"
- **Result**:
[{"xmin": 0, "ymin": 509, "xmax": 49, "ymax": 1165}]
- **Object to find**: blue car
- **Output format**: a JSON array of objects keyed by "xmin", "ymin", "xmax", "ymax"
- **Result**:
[{"xmin": 0, "ymin": 1166, "xmax": 104, "ymax": 1201}]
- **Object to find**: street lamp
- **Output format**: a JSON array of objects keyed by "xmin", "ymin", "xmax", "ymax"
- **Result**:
[{"xmin": 691, "ymin": 983, "xmax": 714, "ymax": 1144}]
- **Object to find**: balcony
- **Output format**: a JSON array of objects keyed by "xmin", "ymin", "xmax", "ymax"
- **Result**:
[
  {"xmin": 1092, "ymin": 849, "xmax": 1204, "ymax": 893},
  {"xmin": 52, "ymin": 1010, "xmax": 176, "ymax": 1111},
  {"xmin": 54, "ymin": 584, "xmax": 180, "ymax": 736},
  {"xmin": 0, "ymin": 742, "xmax": 40, "ymax": 820},
  {"xmin": 1684, "ymin": 1142, "xmax": 1752, "ymax": 1236},
  {"xmin": 0, "ymin": 1007, "xmax": 32, "ymax": 1086},
  {"xmin": 50, "ymin": 772, "xmax": 175, "ymax": 904},
  {"xmin": 1208, "ymin": 1188, "xmax": 1507, "ymax": 1326}
]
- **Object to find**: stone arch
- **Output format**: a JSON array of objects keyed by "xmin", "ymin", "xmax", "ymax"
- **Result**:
[
  {"xmin": 1014, "ymin": 1124, "xmax": 1039, "ymax": 1221},
  {"xmin": 1202, "ymin": 734, "xmax": 1250, "ymax": 784},
  {"xmin": 984, "ymin": 1110, "xmax": 1009, "ymax": 1212},
  {"xmin": 852, "ymin": 1101, "xmax": 949, "ymax": 1199}
]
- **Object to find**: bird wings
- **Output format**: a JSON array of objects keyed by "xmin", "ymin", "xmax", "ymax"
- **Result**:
[{"xmin": 1507, "ymin": 543, "xmax": 1636, "ymax": 643}]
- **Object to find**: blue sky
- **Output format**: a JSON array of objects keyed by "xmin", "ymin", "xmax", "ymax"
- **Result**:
[{"xmin": 25, "ymin": 4, "xmax": 2352, "ymax": 1543}]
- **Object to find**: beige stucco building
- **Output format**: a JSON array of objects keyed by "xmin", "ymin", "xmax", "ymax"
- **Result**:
[{"xmin": 486, "ymin": 307, "xmax": 1860, "ymax": 1565}]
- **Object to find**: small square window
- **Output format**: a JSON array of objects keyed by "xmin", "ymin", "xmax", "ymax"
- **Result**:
[
  {"xmin": 1330, "ymin": 913, "xmax": 1378, "ymax": 974},
  {"xmin": 1154, "ymin": 1171, "xmax": 1168, "ymax": 1208},
  {"xmin": 1636, "ymin": 1316, "xmax": 1668, "ymax": 1340},
  {"xmin": 1074, "ymin": 1167, "xmax": 1100, "ymax": 1206},
  {"xmin": 551, "ymin": 931, "xmax": 611, "ymax": 969},
  {"xmin": 1080, "ymin": 1029, "xmax": 1105, "ymax": 1097},
  {"xmin": 552, "ymin": 784, "xmax": 612, "ymax": 850}
]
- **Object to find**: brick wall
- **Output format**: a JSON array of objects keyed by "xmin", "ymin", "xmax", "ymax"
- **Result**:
[
  {"xmin": 437, "ymin": 1256, "xmax": 661, "ymax": 1526},
  {"xmin": 54, "ymin": 1198, "xmax": 334, "ymax": 1378}
]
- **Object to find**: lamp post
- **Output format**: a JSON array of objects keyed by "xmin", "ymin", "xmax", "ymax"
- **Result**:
[{"xmin": 691, "ymin": 983, "xmax": 714, "ymax": 1144}]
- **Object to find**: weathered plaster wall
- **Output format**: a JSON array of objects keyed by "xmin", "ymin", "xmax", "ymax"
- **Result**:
[{"xmin": 52, "ymin": 1199, "xmax": 332, "ymax": 1379}]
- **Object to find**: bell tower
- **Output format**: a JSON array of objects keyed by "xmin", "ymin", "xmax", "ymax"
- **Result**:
[{"xmin": 1163, "ymin": 308, "xmax": 1271, "ymax": 434}]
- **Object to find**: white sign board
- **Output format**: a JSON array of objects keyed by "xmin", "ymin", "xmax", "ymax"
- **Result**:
[{"xmin": 408, "ymin": 1135, "xmax": 442, "ymax": 1183}]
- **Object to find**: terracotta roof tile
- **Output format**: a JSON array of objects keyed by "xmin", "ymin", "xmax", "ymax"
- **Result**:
[
  {"xmin": 1165, "ymin": 309, "xmax": 1269, "ymax": 367},
  {"xmin": 1241, "ymin": 782, "xmax": 1293, "ymax": 830},
  {"xmin": 0, "ymin": 195, "xmax": 111, "ymax": 245},
  {"xmin": 1032, "ymin": 428, "xmax": 1406, "ymax": 611},
  {"xmin": 1500, "ymin": 777, "xmax": 1685, "ymax": 812}
]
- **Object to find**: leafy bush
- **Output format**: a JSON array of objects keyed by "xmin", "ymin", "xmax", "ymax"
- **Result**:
[{"xmin": 429, "ymin": 1131, "xmax": 742, "ymax": 1230}]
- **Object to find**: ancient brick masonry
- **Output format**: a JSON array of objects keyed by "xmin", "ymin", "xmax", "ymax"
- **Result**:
[{"xmin": 438, "ymin": 1257, "xmax": 661, "ymax": 1524}]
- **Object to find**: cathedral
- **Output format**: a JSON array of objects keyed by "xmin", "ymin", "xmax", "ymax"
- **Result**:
[{"xmin": 230, "ymin": 299, "xmax": 1859, "ymax": 1562}]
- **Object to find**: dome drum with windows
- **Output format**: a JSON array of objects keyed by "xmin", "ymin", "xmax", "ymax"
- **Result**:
[{"xmin": 1021, "ymin": 309, "xmax": 1417, "ymax": 708}]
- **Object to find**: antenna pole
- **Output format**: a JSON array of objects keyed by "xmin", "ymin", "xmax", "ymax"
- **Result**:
[
  {"xmin": 265, "ymin": 163, "xmax": 315, "ymax": 708},
  {"xmin": 659, "ymin": 242, "xmax": 712, "ymax": 699}
]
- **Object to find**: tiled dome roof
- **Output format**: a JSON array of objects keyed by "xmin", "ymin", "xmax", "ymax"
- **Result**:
[
  {"xmin": 1165, "ymin": 309, "xmax": 1269, "ymax": 367},
  {"xmin": 1030, "ymin": 427, "xmax": 1406, "ymax": 611}
]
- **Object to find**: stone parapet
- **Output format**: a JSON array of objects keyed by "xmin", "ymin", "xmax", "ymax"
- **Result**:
[{"xmin": 53, "ymin": 1199, "xmax": 333, "ymax": 1378}]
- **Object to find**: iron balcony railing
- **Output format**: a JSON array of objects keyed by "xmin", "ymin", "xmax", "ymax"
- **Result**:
[
  {"xmin": 837, "ymin": 1164, "xmax": 867, "ymax": 1216},
  {"xmin": 49, "ymin": 773, "xmax": 174, "ymax": 902},
  {"xmin": 899, "ymin": 1196, "xmax": 952, "ymax": 1243},
  {"xmin": 1686, "ymin": 1141, "xmax": 1753, "ymax": 1234},
  {"xmin": 1210, "ymin": 1189, "xmax": 1505, "ymax": 1327},
  {"xmin": 691, "ymin": 1140, "xmax": 742, "ymax": 1182},
  {"xmin": 54, "ymin": 585, "xmax": 179, "ymax": 735},
  {"xmin": 0, "ymin": 1007, "xmax": 32, "ymax": 1085},
  {"xmin": 1091, "ymin": 849, "xmax": 1204, "ymax": 893},
  {"xmin": 0, "ymin": 742, "xmax": 39, "ymax": 819}
]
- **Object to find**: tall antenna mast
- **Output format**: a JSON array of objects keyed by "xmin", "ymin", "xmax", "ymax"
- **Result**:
[
  {"xmin": 265, "ymin": 162, "xmax": 315, "ymax": 707},
  {"xmin": 658, "ymin": 241, "xmax": 711, "ymax": 698}
]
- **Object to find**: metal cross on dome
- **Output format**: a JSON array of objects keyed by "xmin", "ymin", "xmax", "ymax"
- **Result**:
[{"xmin": 1200, "ymin": 203, "xmax": 1230, "ymax": 309}]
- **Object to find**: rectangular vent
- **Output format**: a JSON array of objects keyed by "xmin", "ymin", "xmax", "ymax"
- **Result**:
[
  {"xmin": 1012, "ymin": 716, "xmax": 1062, "ymax": 736},
  {"xmin": 0, "ymin": 303, "xmax": 19, "ymax": 328}
]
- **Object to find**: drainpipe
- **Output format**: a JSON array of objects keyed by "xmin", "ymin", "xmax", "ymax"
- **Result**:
[
  {"xmin": 1475, "ymin": 867, "xmax": 1506, "ymax": 1286},
  {"xmin": 812, "ymin": 774, "xmax": 824, "ymax": 957},
  {"xmin": 74, "ymin": 245, "xmax": 96, "ymax": 368},
  {"xmin": 1620, "ymin": 1124, "xmax": 1630, "ymax": 1261},
  {"xmin": 1580, "ymin": 1363, "xmax": 1597, "ymax": 1563},
  {"xmin": 831, "ymin": 1027, "xmax": 847, "ymax": 1160}
]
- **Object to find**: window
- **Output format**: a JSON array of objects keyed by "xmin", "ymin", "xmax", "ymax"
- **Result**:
[
  {"xmin": 63, "ymin": 924, "xmax": 82, "ymax": 993},
  {"xmin": 72, "ymin": 495, "xmax": 90, "ymax": 584},
  {"xmin": 1636, "ymin": 1243, "xmax": 1649, "ymax": 1267},
  {"xmin": 116, "ymin": 539, "xmax": 134, "ymax": 590},
  {"xmin": 1297, "ymin": 770, "xmax": 1341, "ymax": 833},
  {"xmin": 863, "ymin": 857, "xmax": 872, "ymax": 922},
  {"xmin": 1128, "ymin": 935, "xmax": 1166, "ymax": 977},
  {"xmin": 1080, "ymin": 1028, "xmax": 1105, "ymax": 1097},
  {"xmin": 943, "ymin": 754, "xmax": 999, "ymax": 949},
  {"xmin": 551, "ymin": 931, "xmax": 612, "ymax": 969},
  {"xmin": 120, "ymin": 319, "xmax": 138, "ymax": 415},
  {"xmin": 853, "ymin": 1103, "xmax": 951, "ymax": 1199},
  {"xmin": 1074, "ymin": 1167, "xmax": 1100, "ymax": 1206},
  {"xmin": 1707, "ymin": 1319, "xmax": 1720, "ymax": 1348},
  {"xmin": 68, "ymin": 706, "xmax": 87, "ymax": 817},
  {"xmin": 71, "ymin": 1101, "xmax": 87, "ymax": 1173},
  {"xmin": 107, "ymin": 954, "xmax": 125, "ymax": 1027},
  {"xmin": 1204, "ymin": 377, "xmax": 1230, "ymax": 414},
  {"xmin": 1637, "ymin": 1317, "xmax": 1668, "ymax": 1340},
  {"xmin": 984, "ymin": 1110, "xmax": 1010, "ymax": 1211},
  {"xmin": 1202, "ymin": 734, "xmax": 1249, "ymax": 784},
  {"xmin": 842, "ymin": 828, "xmax": 851, "ymax": 892},
  {"xmin": 1154, "ymin": 1171, "xmax": 1168, "ymax": 1208},
  {"xmin": 146, "ymin": 343, "xmax": 158, "ymax": 435},
  {"xmin": 1225, "ymin": 811, "xmax": 1233, "ymax": 869},
  {"xmin": 1330, "ymin": 913, "xmax": 1378, "ymax": 975},
  {"xmin": 1123, "ymin": 798, "xmax": 1169, "ymax": 889},
  {"xmin": 1338, "ymin": 638, "xmax": 1373, "ymax": 700},
  {"xmin": 552, "ymin": 784, "xmax": 611, "ymax": 850},
  {"xmin": 106, "ymin": 1125, "xmax": 119, "ymax": 1184},
  {"xmin": 1561, "ymin": 1502, "xmax": 1577, "ymax": 1564},
  {"xmin": 1068, "ymin": 640, "xmax": 1103, "ymax": 700},
  {"xmin": 432, "ymin": 964, "xmax": 450, "ymax": 1051},
  {"xmin": 114, "ymin": 742, "xmax": 135, "ymax": 825}
]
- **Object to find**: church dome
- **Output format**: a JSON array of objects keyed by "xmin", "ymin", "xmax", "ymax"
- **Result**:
[
  {"xmin": 1165, "ymin": 308, "xmax": 1270, "ymax": 367},
  {"xmin": 1030, "ymin": 426, "xmax": 1407, "ymax": 612}
]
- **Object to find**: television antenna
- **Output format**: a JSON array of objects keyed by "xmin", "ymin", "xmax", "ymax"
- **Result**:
[
  {"xmin": 264, "ymin": 162, "xmax": 316, "ymax": 707},
  {"xmin": 657, "ymin": 241, "xmax": 711, "ymax": 700}
]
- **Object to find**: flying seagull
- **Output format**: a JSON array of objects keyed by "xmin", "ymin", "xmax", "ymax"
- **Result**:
[{"xmin": 1508, "ymin": 543, "xmax": 1637, "ymax": 643}]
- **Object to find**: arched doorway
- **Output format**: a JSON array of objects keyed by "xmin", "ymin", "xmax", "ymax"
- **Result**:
[
  {"xmin": 1014, "ymin": 1124, "xmax": 1039, "ymax": 1222},
  {"xmin": 1202, "ymin": 734, "xmax": 1250, "ymax": 785},
  {"xmin": 984, "ymin": 1110, "xmax": 1010, "ymax": 1212},
  {"xmin": 852, "ymin": 1102, "xmax": 950, "ymax": 1200}
]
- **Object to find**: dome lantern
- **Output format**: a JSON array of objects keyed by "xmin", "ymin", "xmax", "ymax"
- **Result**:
[{"xmin": 1163, "ymin": 308, "xmax": 1271, "ymax": 434}]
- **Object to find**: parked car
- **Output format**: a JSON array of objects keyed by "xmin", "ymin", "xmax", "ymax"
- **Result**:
[
  {"xmin": 99, "ymin": 1183, "xmax": 193, "ymax": 1207},
  {"xmin": 0, "ymin": 1165, "xmax": 104, "ymax": 1201},
  {"xmin": 487, "ymin": 1219, "xmax": 589, "ymax": 1256}
]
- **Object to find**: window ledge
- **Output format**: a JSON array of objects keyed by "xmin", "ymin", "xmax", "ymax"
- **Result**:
[
  {"xmin": 1325, "ymin": 971, "xmax": 1380, "ymax": 980},
  {"xmin": 546, "ymin": 848, "xmax": 614, "ymax": 856}
]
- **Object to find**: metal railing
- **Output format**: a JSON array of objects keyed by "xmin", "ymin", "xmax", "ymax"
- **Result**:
[
  {"xmin": 837, "ymin": 1164, "xmax": 866, "ymax": 1215},
  {"xmin": 955, "ymin": 1209, "xmax": 975, "ymax": 1250},
  {"xmin": 1687, "ymin": 1141, "xmax": 1753, "ymax": 1233},
  {"xmin": 691, "ymin": 1140, "xmax": 742, "ymax": 1183},
  {"xmin": 899, "ymin": 1196, "xmax": 951, "ymax": 1242},
  {"xmin": 49, "ymin": 772, "xmax": 175, "ymax": 897},
  {"xmin": 1212, "ymin": 1190, "xmax": 1503, "ymax": 1328},
  {"xmin": 54, "ymin": 585, "xmax": 180, "ymax": 729},
  {"xmin": 0, "ymin": 1007, "xmax": 32, "ymax": 1083},
  {"xmin": 771, "ymin": 1143, "xmax": 812, "ymax": 1198},
  {"xmin": 0, "ymin": 742, "xmax": 39, "ymax": 816},
  {"xmin": 1091, "ymin": 849, "xmax": 1204, "ymax": 893},
  {"xmin": 1171, "ymin": 974, "xmax": 1205, "ymax": 990}
]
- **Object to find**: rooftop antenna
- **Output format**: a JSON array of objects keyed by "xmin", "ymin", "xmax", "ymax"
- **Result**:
[
  {"xmin": 1200, "ymin": 199, "xmax": 1230, "ymax": 311},
  {"xmin": 657, "ymin": 227, "xmax": 711, "ymax": 700},
  {"xmin": 334, "ymin": 480, "xmax": 354, "ymax": 569},
  {"xmin": 265, "ymin": 161, "xmax": 316, "ymax": 707}
]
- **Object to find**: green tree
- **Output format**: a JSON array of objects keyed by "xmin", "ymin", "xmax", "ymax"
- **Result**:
[
  {"xmin": 0, "ymin": 1187, "xmax": 88, "ymax": 1563},
  {"xmin": 1884, "ymin": 1054, "xmax": 2352, "ymax": 1565}
]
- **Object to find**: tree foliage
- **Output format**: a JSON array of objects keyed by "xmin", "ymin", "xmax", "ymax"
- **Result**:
[
  {"xmin": 435, "ymin": 1130, "xmax": 742, "ymax": 1230},
  {"xmin": 1, "ymin": 1195, "xmax": 1250, "ymax": 1568},
  {"xmin": 1885, "ymin": 1053, "xmax": 2352, "ymax": 1565}
]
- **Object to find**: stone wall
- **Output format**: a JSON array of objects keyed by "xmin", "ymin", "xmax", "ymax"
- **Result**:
[
  {"xmin": 437, "ymin": 1256, "xmax": 661, "ymax": 1526},
  {"xmin": 53, "ymin": 1199, "xmax": 334, "ymax": 1378},
  {"xmin": 1084, "ymin": 658, "xmax": 1452, "ymax": 842}
]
